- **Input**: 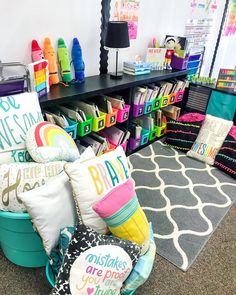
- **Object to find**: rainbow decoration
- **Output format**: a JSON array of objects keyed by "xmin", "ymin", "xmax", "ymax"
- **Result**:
[
  {"xmin": 28, "ymin": 59, "xmax": 50, "ymax": 97},
  {"xmin": 34, "ymin": 122, "xmax": 77, "ymax": 149}
]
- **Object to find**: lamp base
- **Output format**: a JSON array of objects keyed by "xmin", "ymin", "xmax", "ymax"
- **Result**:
[{"xmin": 110, "ymin": 72, "xmax": 123, "ymax": 79}]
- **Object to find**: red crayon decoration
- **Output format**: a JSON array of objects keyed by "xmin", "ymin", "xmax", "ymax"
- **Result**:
[{"xmin": 31, "ymin": 40, "xmax": 44, "ymax": 62}]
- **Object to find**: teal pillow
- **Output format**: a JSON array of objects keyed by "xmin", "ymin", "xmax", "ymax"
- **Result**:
[{"xmin": 206, "ymin": 90, "xmax": 236, "ymax": 121}]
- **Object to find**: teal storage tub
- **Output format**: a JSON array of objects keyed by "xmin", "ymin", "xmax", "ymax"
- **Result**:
[{"xmin": 0, "ymin": 211, "xmax": 47, "ymax": 267}]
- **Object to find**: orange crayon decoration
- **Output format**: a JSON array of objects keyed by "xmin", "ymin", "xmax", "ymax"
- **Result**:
[{"xmin": 43, "ymin": 38, "xmax": 59, "ymax": 85}]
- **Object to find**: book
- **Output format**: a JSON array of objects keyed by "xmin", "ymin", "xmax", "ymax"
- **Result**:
[
  {"xmin": 123, "ymin": 61, "xmax": 151, "ymax": 70},
  {"xmin": 146, "ymin": 48, "xmax": 166, "ymax": 70},
  {"xmin": 123, "ymin": 68, "xmax": 151, "ymax": 76},
  {"xmin": 216, "ymin": 68, "xmax": 236, "ymax": 92},
  {"xmin": 106, "ymin": 95, "xmax": 125, "ymax": 110}
]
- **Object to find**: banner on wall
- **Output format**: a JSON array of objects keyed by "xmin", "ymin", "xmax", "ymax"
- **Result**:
[
  {"xmin": 0, "ymin": 92, "xmax": 43, "ymax": 163},
  {"xmin": 113, "ymin": 0, "xmax": 140, "ymax": 39},
  {"xmin": 223, "ymin": 0, "xmax": 236, "ymax": 36}
]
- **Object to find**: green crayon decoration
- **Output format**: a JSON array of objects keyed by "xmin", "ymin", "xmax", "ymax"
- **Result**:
[{"xmin": 57, "ymin": 38, "xmax": 72, "ymax": 83}]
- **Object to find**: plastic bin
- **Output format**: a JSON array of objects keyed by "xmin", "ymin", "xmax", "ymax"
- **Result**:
[
  {"xmin": 188, "ymin": 54, "xmax": 202, "ymax": 61},
  {"xmin": 188, "ymin": 67, "xmax": 199, "ymax": 75},
  {"xmin": 0, "ymin": 211, "xmax": 47, "ymax": 267},
  {"xmin": 152, "ymin": 97, "xmax": 162, "ymax": 111},
  {"xmin": 116, "ymin": 104, "xmax": 130, "ymax": 123},
  {"xmin": 144, "ymin": 101, "xmax": 153, "ymax": 114},
  {"xmin": 149, "ymin": 126, "xmax": 158, "ymax": 141},
  {"xmin": 175, "ymin": 90, "xmax": 184, "ymax": 102},
  {"xmin": 92, "ymin": 112, "xmax": 106, "ymax": 132},
  {"xmin": 105, "ymin": 108, "xmax": 118, "ymax": 128},
  {"xmin": 187, "ymin": 60, "xmax": 201, "ymax": 69},
  {"xmin": 171, "ymin": 55, "xmax": 189, "ymax": 70},
  {"xmin": 168, "ymin": 93, "xmax": 176, "ymax": 105},
  {"xmin": 140, "ymin": 128, "xmax": 150, "ymax": 146},
  {"xmin": 77, "ymin": 115, "xmax": 93, "ymax": 137},
  {"xmin": 129, "ymin": 137, "xmax": 141, "ymax": 150},
  {"xmin": 63, "ymin": 117, "xmax": 78, "ymax": 140},
  {"xmin": 133, "ymin": 104, "xmax": 145, "ymax": 117},
  {"xmin": 160, "ymin": 96, "xmax": 169, "ymax": 108},
  {"xmin": 156, "ymin": 124, "xmax": 167, "ymax": 137}
]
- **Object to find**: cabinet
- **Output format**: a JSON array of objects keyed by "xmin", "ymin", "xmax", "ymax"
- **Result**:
[{"xmin": 39, "ymin": 70, "xmax": 188, "ymax": 155}]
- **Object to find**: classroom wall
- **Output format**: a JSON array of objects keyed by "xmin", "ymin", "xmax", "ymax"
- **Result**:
[{"xmin": 0, "ymin": 0, "xmax": 226, "ymax": 78}]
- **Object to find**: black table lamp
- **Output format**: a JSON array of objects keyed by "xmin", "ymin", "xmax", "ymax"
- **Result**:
[{"xmin": 105, "ymin": 21, "xmax": 130, "ymax": 79}]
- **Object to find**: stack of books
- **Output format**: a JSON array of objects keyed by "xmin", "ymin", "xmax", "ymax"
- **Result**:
[{"xmin": 123, "ymin": 62, "xmax": 151, "ymax": 76}]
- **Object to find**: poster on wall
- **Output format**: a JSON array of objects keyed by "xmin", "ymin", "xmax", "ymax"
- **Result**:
[
  {"xmin": 190, "ymin": 0, "xmax": 218, "ymax": 13},
  {"xmin": 113, "ymin": 0, "xmax": 140, "ymax": 39},
  {"xmin": 223, "ymin": 0, "xmax": 236, "ymax": 36}
]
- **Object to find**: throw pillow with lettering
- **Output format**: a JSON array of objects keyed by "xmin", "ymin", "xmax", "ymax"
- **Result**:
[
  {"xmin": 26, "ymin": 121, "xmax": 80, "ymax": 163},
  {"xmin": 0, "ymin": 92, "xmax": 43, "ymax": 164},
  {"xmin": 64, "ymin": 146, "xmax": 130, "ymax": 234},
  {"xmin": 0, "ymin": 161, "xmax": 65, "ymax": 212},
  {"xmin": 187, "ymin": 115, "xmax": 233, "ymax": 165},
  {"xmin": 51, "ymin": 223, "xmax": 141, "ymax": 295}
]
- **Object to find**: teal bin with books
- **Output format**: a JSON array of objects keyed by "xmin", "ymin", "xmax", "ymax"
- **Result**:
[{"xmin": 0, "ymin": 211, "xmax": 47, "ymax": 267}]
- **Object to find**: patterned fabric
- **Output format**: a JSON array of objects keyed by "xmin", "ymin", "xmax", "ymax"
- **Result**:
[
  {"xmin": 165, "ymin": 120, "xmax": 203, "ymax": 152},
  {"xmin": 51, "ymin": 223, "xmax": 141, "ymax": 295},
  {"xmin": 214, "ymin": 133, "xmax": 236, "ymax": 179},
  {"xmin": 49, "ymin": 227, "xmax": 75, "ymax": 277},
  {"xmin": 93, "ymin": 179, "xmax": 150, "ymax": 255},
  {"xmin": 121, "ymin": 223, "xmax": 156, "ymax": 295}
]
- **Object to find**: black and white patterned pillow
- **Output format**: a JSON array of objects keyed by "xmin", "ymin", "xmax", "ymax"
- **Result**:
[{"xmin": 51, "ymin": 223, "xmax": 141, "ymax": 295}]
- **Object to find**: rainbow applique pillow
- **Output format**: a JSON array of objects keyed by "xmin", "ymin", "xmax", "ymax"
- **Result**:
[
  {"xmin": 93, "ymin": 178, "xmax": 150, "ymax": 255},
  {"xmin": 64, "ymin": 146, "xmax": 130, "ymax": 234},
  {"xmin": 187, "ymin": 115, "xmax": 233, "ymax": 165},
  {"xmin": 26, "ymin": 122, "xmax": 80, "ymax": 163}
]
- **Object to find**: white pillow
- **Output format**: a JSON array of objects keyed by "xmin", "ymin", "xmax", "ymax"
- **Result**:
[
  {"xmin": 18, "ymin": 147, "xmax": 95, "ymax": 255},
  {"xmin": 0, "ymin": 161, "xmax": 65, "ymax": 212},
  {"xmin": 26, "ymin": 122, "xmax": 80, "ymax": 163},
  {"xmin": 187, "ymin": 115, "xmax": 233, "ymax": 165},
  {"xmin": 64, "ymin": 146, "xmax": 130, "ymax": 234}
]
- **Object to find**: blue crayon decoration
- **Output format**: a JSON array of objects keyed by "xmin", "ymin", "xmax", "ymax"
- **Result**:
[{"xmin": 71, "ymin": 38, "xmax": 85, "ymax": 83}]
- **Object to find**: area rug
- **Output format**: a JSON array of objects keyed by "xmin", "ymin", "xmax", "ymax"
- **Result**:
[{"xmin": 128, "ymin": 141, "xmax": 236, "ymax": 271}]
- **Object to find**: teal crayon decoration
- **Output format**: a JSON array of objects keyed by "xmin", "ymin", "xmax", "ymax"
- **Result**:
[
  {"xmin": 71, "ymin": 38, "xmax": 85, "ymax": 83},
  {"xmin": 57, "ymin": 38, "xmax": 72, "ymax": 83}
]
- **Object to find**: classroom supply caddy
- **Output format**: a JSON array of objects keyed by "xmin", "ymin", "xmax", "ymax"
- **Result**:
[{"xmin": 0, "ymin": 211, "xmax": 47, "ymax": 267}]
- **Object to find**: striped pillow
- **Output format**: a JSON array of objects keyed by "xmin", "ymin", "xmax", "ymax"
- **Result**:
[
  {"xmin": 214, "ymin": 132, "xmax": 236, "ymax": 179},
  {"xmin": 93, "ymin": 178, "xmax": 150, "ymax": 255},
  {"xmin": 165, "ymin": 120, "xmax": 203, "ymax": 152}
]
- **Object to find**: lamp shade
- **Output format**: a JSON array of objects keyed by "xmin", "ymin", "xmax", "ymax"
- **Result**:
[{"xmin": 105, "ymin": 21, "xmax": 130, "ymax": 49}]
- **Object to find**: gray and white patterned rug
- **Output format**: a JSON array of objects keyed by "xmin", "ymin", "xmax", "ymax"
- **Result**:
[{"xmin": 128, "ymin": 141, "xmax": 236, "ymax": 271}]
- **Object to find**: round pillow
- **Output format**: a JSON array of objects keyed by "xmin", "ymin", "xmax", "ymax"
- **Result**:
[{"xmin": 26, "ymin": 122, "xmax": 80, "ymax": 163}]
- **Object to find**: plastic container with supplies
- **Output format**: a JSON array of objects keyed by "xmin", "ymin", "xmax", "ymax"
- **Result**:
[
  {"xmin": 133, "ymin": 103, "xmax": 145, "ymax": 117},
  {"xmin": 140, "ymin": 128, "xmax": 150, "ymax": 146},
  {"xmin": 152, "ymin": 97, "xmax": 162, "ymax": 111},
  {"xmin": 129, "ymin": 137, "xmax": 141, "ymax": 150},
  {"xmin": 105, "ymin": 108, "xmax": 118, "ymax": 128},
  {"xmin": 116, "ymin": 104, "xmax": 130, "ymax": 123},
  {"xmin": 63, "ymin": 117, "xmax": 78, "ymax": 140},
  {"xmin": 156, "ymin": 123, "xmax": 167, "ymax": 137},
  {"xmin": 149, "ymin": 126, "xmax": 158, "ymax": 141},
  {"xmin": 160, "ymin": 96, "xmax": 169, "ymax": 108},
  {"xmin": 0, "ymin": 211, "xmax": 47, "ymax": 267},
  {"xmin": 171, "ymin": 55, "xmax": 189, "ymax": 70},
  {"xmin": 144, "ymin": 101, "xmax": 153, "ymax": 114},
  {"xmin": 92, "ymin": 112, "xmax": 106, "ymax": 132},
  {"xmin": 76, "ymin": 115, "xmax": 93, "ymax": 137}
]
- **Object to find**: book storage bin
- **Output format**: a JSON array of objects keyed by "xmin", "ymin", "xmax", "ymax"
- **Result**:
[
  {"xmin": 187, "ymin": 60, "xmax": 201, "ymax": 69},
  {"xmin": 133, "ymin": 103, "xmax": 145, "ymax": 117},
  {"xmin": 116, "ymin": 104, "xmax": 130, "ymax": 123},
  {"xmin": 0, "ymin": 211, "xmax": 47, "ymax": 267},
  {"xmin": 92, "ymin": 112, "xmax": 106, "ymax": 132},
  {"xmin": 129, "ymin": 137, "xmax": 141, "ymax": 150},
  {"xmin": 149, "ymin": 126, "xmax": 158, "ymax": 141},
  {"xmin": 175, "ymin": 90, "xmax": 184, "ymax": 102},
  {"xmin": 152, "ymin": 97, "xmax": 162, "ymax": 111},
  {"xmin": 160, "ymin": 95, "xmax": 169, "ymax": 108},
  {"xmin": 144, "ymin": 101, "xmax": 153, "ymax": 114},
  {"xmin": 105, "ymin": 108, "xmax": 118, "ymax": 128},
  {"xmin": 76, "ymin": 115, "xmax": 93, "ymax": 137},
  {"xmin": 156, "ymin": 123, "xmax": 167, "ymax": 137},
  {"xmin": 140, "ymin": 128, "xmax": 150, "ymax": 146},
  {"xmin": 64, "ymin": 117, "xmax": 78, "ymax": 139}
]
